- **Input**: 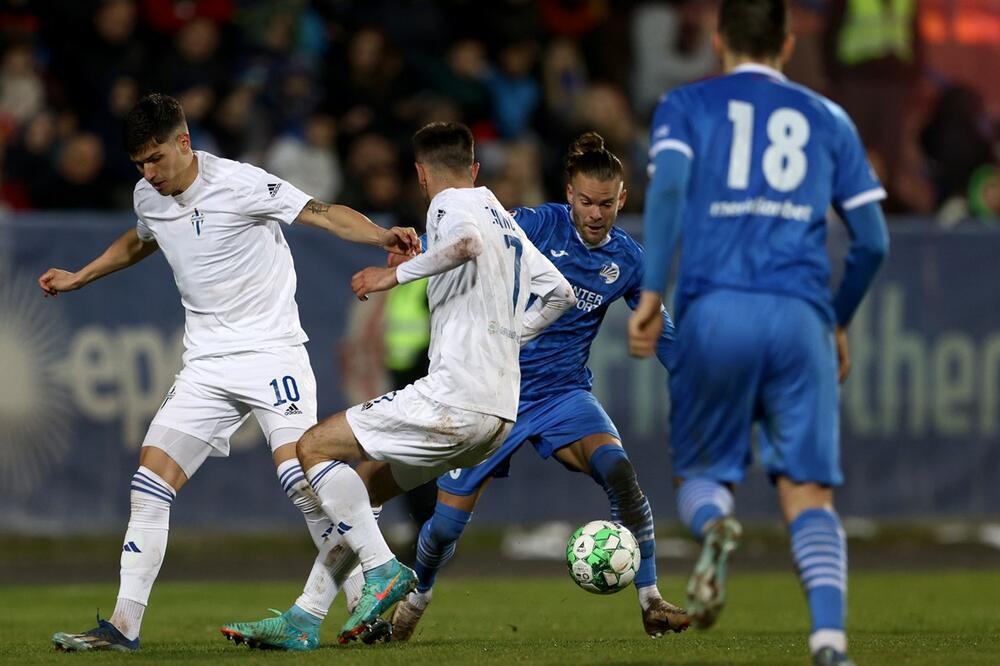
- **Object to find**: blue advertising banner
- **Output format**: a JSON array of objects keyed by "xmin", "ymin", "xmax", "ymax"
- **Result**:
[{"xmin": 0, "ymin": 214, "xmax": 997, "ymax": 532}]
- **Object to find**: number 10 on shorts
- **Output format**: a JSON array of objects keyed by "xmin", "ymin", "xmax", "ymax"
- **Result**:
[{"xmin": 269, "ymin": 375, "xmax": 300, "ymax": 406}]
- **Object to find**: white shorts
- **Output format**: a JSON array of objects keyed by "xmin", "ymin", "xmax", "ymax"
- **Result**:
[
  {"xmin": 142, "ymin": 345, "xmax": 318, "ymax": 461},
  {"xmin": 346, "ymin": 384, "xmax": 512, "ymax": 491}
]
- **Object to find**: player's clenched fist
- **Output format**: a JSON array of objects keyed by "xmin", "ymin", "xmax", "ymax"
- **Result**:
[
  {"xmin": 352, "ymin": 266, "xmax": 399, "ymax": 301},
  {"xmin": 380, "ymin": 226, "xmax": 421, "ymax": 256},
  {"xmin": 38, "ymin": 268, "xmax": 82, "ymax": 297}
]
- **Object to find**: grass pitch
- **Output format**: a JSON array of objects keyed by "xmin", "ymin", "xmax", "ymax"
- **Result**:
[{"xmin": 1, "ymin": 571, "xmax": 998, "ymax": 665}]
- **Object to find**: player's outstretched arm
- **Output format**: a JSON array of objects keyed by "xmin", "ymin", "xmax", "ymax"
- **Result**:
[
  {"xmin": 38, "ymin": 228, "xmax": 158, "ymax": 297},
  {"xmin": 352, "ymin": 225, "xmax": 483, "ymax": 301},
  {"xmin": 295, "ymin": 199, "xmax": 420, "ymax": 256},
  {"xmin": 520, "ymin": 242, "xmax": 576, "ymax": 345}
]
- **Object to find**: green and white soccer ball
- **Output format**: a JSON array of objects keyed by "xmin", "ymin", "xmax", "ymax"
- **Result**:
[{"xmin": 565, "ymin": 520, "xmax": 641, "ymax": 594}]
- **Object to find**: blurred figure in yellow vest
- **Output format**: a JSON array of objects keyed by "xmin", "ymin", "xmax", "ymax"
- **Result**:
[
  {"xmin": 825, "ymin": 0, "xmax": 922, "ymax": 212},
  {"xmin": 383, "ymin": 277, "xmax": 431, "ymax": 387}
]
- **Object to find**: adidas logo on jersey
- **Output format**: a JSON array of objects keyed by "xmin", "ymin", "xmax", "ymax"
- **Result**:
[
  {"xmin": 267, "ymin": 182, "xmax": 282, "ymax": 198},
  {"xmin": 550, "ymin": 249, "xmax": 569, "ymax": 258},
  {"xmin": 122, "ymin": 541, "xmax": 142, "ymax": 553},
  {"xmin": 284, "ymin": 403, "xmax": 302, "ymax": 416},
  {"xmin": 599, "ymin": 262, "xmax": 620, "ymax": 284},
  {"xmin": 436, "ymin": 208, "xmax": 446, "ymax": 223}
]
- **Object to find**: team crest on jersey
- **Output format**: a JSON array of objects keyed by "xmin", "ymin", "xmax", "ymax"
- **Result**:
[
  {"xmin": 190, "ymin": 208, "xmax": 205, "ymax": 236},
  {"xmin": 267, "ymin": 182, "xmax": 282, "ymax": 198},
  {"xmin": 599, "ymin": 262, "xmax": 620, "ymax": 284}
]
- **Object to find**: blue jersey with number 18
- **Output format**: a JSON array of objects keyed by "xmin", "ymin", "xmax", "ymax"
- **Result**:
[{"xmin": 648, "ymin": 63, "xmax": 885, "ymax": 325}]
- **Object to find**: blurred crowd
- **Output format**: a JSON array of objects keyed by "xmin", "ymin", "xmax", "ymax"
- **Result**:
[{"xmin": 0, "ymin": 0, "xmax": 997, "ymax": 224}]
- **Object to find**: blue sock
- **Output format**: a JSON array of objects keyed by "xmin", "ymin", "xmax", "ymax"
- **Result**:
[
  {"xmin": 286, "ymin": 604, "xmax": 322, "ymax": 631},
  {"xmin": 676, "ymin": 477, "xmax": 734, "ymax": 540},
  {"xmin": 790, "ymin": 508, "xmax": 847, "ymax": 638},
  {"xmin": 589, "ymin": 444, "xmax": 657, "ymax": 589},
  {"xmin": 414, "ymin": 502, "xmax": 472, "ymax": 593}
]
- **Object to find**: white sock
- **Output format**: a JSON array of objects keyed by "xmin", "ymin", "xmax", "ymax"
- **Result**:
[
  {"xmin": 112, "ymin": 466, "xmax": 174, "ymax": 640},
  {"xmin": 637, "ymin": 584, "xmax": 662, "ymax": 611},
  {"xmin": 407, "ymin": 588, "xmax": 432, "ymax": 611},
  {"xmin": 305, "ymin": 462, "xmax": 394, "ymax": 572},
  {"xmin": 343, "ymin": 564, "xmax": 365, "ymax": 614},
  {"xmin": 296, "ymin": 536, "xmax": 358, "ymax": 619},
  {"xmin": 110, "ymin": 598, "xmax": 144, "ymax": 641},
  {"xmin": 278, "ymin": 459, "xmax": 332, "ymax": 549},
  {"xmin": 298, "ymin": 505, "xmax": 384, "ymax": 618},
  {"xmin": 809, "ymin": 629, "xmax": 847, "ymax": 654}
]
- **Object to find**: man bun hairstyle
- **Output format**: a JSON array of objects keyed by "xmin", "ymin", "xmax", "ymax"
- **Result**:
[
  {"xmin": 123, "ymin": 93, "xmax": 186, "ymax": 156},
  {"xmin": 412, "ymin": 121, "xmax": 475, "ymax": 173},
  {"xmin": 718, "ymin": 0, "xmax": 788, "ymax": 60},
  {"xmin": 564, "ymin": 132, "xmax": 623, "ymax": 182}
]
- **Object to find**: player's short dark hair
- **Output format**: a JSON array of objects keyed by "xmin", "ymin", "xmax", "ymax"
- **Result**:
[
  {"xmin": 123, "ymin": 93, "xmax": 187, "ymax": 156},
  {"xmin": 412, "ymin": 122, "xmax": 475, "ymax": 173},
  {"xmin": 718, "ymin": 0, "xmax": 788, "ymax": 59},
  {"xmin": 564, "ymin": 132, "xmax": 623, "ymax": 183}
]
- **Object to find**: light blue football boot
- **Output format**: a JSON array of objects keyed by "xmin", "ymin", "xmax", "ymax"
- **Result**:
[
  {"xmin": 338, "ymin": 559, "xmax": 417, "ymax": 644},
  {"xmin": 220, "ymin": 607, "xmax": 319, "ymax": 651}
]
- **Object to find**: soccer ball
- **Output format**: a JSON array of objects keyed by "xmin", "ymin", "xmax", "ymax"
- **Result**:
[{"xmin": 565, "ymin": 520, "xmax": 641, "ymax": 594}]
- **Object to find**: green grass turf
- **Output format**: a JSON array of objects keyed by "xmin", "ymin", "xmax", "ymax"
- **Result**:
[{"xmin": 1, "ymin": 571, "xmax": 998, "ymax": 665}]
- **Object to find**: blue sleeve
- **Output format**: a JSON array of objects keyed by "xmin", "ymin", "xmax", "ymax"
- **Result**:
[
  {"xmin": 626, "ymin": 271, "xmax": 677, "ymax": 371},
  {"xmin": 830, "ymin": 103, "xmax": 886, "ymax": 210},
  {"xmin": 510, "ymin": 206, "xmax": 547, "ymax": 244},
  {"xmin": 641, "ymin": 149, "xmax": 691, "ymax": 294},
  {"xmin": 649, "ymin": 89, "xmax": 695, "ymax": 159},
  {"xmin": 420, "ymin": 233, "xmax": 427, "ymax": 251},
  {"xmin": 832, "ymin": 200, "xmax": 889, "ymax": 326},
  {"xmin": 642, "ymin": 90, "xmax": 695, "ymax": 294}
]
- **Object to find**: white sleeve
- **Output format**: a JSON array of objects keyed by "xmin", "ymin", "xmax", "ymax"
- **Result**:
[
  {"xmin": 135, "ymin": 216, "xmax": 154, "ymax": 242},
  {"xmin": 239, "ymin": 169, "xmax": 313, "ymax": 224},
  {"xmin": 520, "ymin": 241, "xmax": 576, "ymax": 345},
  {"xmin": 396, "ymin": 218, "xmax": 483, "ymax": 284}
]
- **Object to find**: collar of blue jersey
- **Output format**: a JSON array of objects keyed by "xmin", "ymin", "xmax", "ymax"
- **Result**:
[
  {"xmin": 573, "ymin": 226, "xmax": 614, "ymax": 250},
  {"xmin": 730, "ymin": 63, "xmax": 787, "ymax": 81}
]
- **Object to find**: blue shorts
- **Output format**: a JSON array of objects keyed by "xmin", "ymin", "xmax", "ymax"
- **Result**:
[
  {"xmin": 669, "ymin": 290, "xmax": 841, "ymax": 486},
  {"xmin": 437, "ymin": 388, "xmax": 620, "ymax": 496}
]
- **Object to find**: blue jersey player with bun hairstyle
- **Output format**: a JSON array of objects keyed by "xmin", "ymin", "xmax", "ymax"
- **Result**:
[
  {"xmin": 630, "ymin": 2, "xmax": 888, "ymax": 665},
  {"xmin": 390, "ymin": 132, "xmax": 690, "ymax": 641}
]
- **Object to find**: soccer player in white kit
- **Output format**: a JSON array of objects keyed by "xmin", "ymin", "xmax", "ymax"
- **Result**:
[
  {"xmin": 222, "ymin": 121, "xmax": 576, "ymax": 647},
  {"xmin": 41, "ymin": 93, "xmax": 420, "ymax": 652}
]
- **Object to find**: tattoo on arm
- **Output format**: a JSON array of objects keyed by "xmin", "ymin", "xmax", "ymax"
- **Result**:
[{"xmin": 305, "ymin": 199, "xmax": 331, "ymax": 215}]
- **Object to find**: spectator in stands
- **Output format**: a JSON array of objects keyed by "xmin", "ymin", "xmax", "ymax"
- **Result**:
[
  {"xmin": 265, "ymin": 113, "xmax": 342, "ymax": 204},
  {"xmin": 630, "ymin": 1, "xmax": 716, "ymax": 116},
  {"xmin": 921, "ymin": 85, "xmax": 998, "ymax": 215},
  {"xmin": 825, "ymin": 0, "xmax": 923, "ymax": 212},
  {"xmin": 486, "ymin": 39, "xmax": 541, "ymax": 140},
  {"xmin": 0, "ymin": 41, "xmax": 43, "ymax": 128},
  {"xmin": 41, "ymin": 132, "xmax": 110, "ymax": 209}
]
